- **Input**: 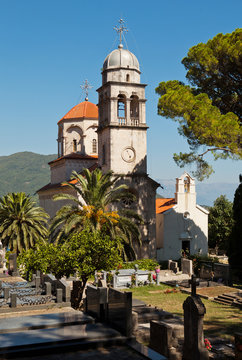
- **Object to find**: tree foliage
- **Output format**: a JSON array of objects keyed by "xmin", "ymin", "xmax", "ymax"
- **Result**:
[
  {"xmin": 208, "ymin": 195, "xmax": 233, "ymax": 252},
  {"xmin": 156, "ymin": 29, "xmax": 242, "ymax": 180},
  {"xmin": 50, "ymin": 168, "xmax": 143, "ymax": 260},
  {"xmin": 18, "ymin": 228, "xmax": 122, "ymax": 301},
  {"xmin": 228, "ymin": 175, "xmax": 242, "ymax": 277},
  {"xmin": 0, "ymin": 192, "xmax": 49, "ymax": 253}
]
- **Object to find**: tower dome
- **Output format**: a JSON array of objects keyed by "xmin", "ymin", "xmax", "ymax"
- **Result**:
[{"xmin": 103, "ymin": 44, "xmax": 140, "ymax": 71}]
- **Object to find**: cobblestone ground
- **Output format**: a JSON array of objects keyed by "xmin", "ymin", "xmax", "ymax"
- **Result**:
[{"xmin": 11, "ymin": 346, "xmax": 148, "ymax": 360}]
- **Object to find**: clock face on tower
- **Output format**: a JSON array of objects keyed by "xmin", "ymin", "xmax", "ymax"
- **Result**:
[{"xmin": 121, "ymin": 147, "xmax": 136, "ymax": 163}]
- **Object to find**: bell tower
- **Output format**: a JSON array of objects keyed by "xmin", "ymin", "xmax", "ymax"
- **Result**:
[
  {"xmin": 97, "ymin": 21, "xmax": 148, "ymax": 175},
  {"xmin": 97, "ymin": 20, "xmax": 159, "ymax": 258}
]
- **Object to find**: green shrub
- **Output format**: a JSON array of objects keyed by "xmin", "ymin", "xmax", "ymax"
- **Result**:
[{"xmin": 121, "ymin": 258, "xmax": 159, "ymax": 271}]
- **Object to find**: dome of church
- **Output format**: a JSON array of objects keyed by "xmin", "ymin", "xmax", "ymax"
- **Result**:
[
  {"xmin": 58, "ymin": 100, "xmax": 98, "ymax": 123},
  {"xmin": 103, "ymin": 44, "xmax": 140, "ymax": 71}
]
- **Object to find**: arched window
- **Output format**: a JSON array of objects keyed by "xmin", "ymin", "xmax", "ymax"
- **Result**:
[
  {"xmin": 117, "ymin": 94, "xmax": 126, "ymax": 125},
  {"xmin": 73, "ymin": 139, "xmax": 77, "ymax": 152},
  {"xmin": 184, "ymin": 176, "xmax": 190, "ymax": 193},
  {"xmin": 126, "ymin": 74, "xmax": 130, "ymax": 82},
  {"xmin": 92, "ymin": 139, "xmax": 97, "ymax": 153},
  {"xmin": 130, "ymin": 95, "xmax": 139, "ymax": 126}
]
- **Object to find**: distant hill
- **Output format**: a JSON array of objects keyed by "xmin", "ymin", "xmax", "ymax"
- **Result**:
[
  {"xmin": 0, "ymin": 152, "xmax": 57, "ymax": 198},
  {"xmin": 0, "ymin": 152, "xmax": 238, "ymax": 207},
  {"xmin": 156, "ymin": 178, "xmax": 238, "ymax": 206}
]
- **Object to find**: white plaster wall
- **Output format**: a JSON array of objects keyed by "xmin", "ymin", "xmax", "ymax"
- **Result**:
[
  {"xmin": 156, "ymin": 205, "xmax": 208, "ymax": 262},
  {"xmin": 99, "ymin": 127, "xmax": 147, "ymax": 174},
  {"xmin": 50, "ymin": 159, "xmax": 97, "ymax": 184},
  {"xmin": 39, "ymin": 187, "xmax": 77, "ymax": 220},
  {"xmin": 58, "ymin": 118, "xmax": 98, "ymax": 156}
]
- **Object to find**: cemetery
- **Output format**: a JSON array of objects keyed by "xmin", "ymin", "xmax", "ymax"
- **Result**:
[{"xmin": 0, "ymin": 248, "xmax": 241, "ymax": 360}]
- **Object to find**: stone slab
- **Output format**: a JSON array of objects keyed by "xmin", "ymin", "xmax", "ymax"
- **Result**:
[
  {"xmin": 0, "ymin": 323, "xmax": 123, "ymax": 351},
  {"xmin": 132, "ymin": 298, "xmax": 147, "ymax": 307},
  {"xmin": 0, "ymin": 311, "xmax": 94, "ymax": 333}
]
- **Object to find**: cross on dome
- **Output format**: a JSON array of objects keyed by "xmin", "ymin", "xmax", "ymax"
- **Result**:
[
  {"xmin": 80, "ymin": 79, "xmax": 93, "ymax": 101},
  {"xmin": 113, "ymin": 18, "xmax": 128, "ymax": 47}
]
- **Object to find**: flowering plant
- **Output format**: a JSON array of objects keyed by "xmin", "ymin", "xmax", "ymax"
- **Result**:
[{"xmin": 204, "ymin": 338, "xmax": 212, "ymax": 351}]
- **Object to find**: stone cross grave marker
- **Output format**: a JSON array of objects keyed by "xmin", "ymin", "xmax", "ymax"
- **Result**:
[
  {"xmin": 189, "ymin": 275, "xmax": 199, "ymax": 296},
  {"xmin": 183, "ymin": 290, "xmax": 209, "ymax": 359}
]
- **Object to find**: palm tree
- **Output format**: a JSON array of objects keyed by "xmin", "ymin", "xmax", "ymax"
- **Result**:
[
  {"xmin": 50, "ymin": 168, "xmax": 142, "ymax": 260},
  {"xmin": 0, "ymin": 192, "xmax": 49, "ymax": 253}
]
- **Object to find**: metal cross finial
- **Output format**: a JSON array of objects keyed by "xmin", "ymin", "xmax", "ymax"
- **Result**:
[
  {"xmin": 80, "ymin": 79, "xmax": 93, "ymax": 101},
  {"xmin": 114, "ymin": 18, "xmax": 128, "ymax": 46}
]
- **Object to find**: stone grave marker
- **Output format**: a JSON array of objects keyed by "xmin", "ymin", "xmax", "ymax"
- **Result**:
[
  {"xmin": 107, "ymin": 287, "xmax": 132, "ymax": 337},
  {"xmin": 181, "ymin": 258, "xmax": 193, "ymax": 275},
  {"xmin": 44, "ymin": 282, "xmax": 52, "ymax": 296},
  {"xmin": 4, "ymin": 287, "xmax": 10, "ymax": 300},
  {"xmin": 10, "ymin": 293, "xmax": 17, "ymax": 308},
  {"xmin": 8, "ymin": 253, "xmax": 18, "ymax": 276},
  {"xmin": 169, "ymin": 260, "xmax": 179, "ymax": 274},
  {"xmin": 183, "ymin": 276, "xmax": 209, "ymax": 360},
  {"xmin": 56, "ymin": 288, "xmax": 63, "ymax": 303},
  {"xmin": 56, "ymin": 279, "xmax": 70, "ymax": 302},
  {"xmin": 85, "ymin": 284, "xmax": 108, "ymax": 322},
  {"xmin": 235, "ymin": 332, "xmax": 242, "ymax": 360}
]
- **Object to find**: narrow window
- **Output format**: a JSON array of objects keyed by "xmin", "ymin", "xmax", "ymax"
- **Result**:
[
  {"xmin": 117, "ymin": 94, "xmax": 126, "ymax": 125},
  {"xmin": 184, "ymin": 176, "xmax": 190, "ymax": 193},
  {"xmin": 92, "ymin": 139, "xmax": 97, "ymax": 153},
  {"xmin": 73, "ymin": 139, "xmax": 77, "ymax": 152},
  {"xmin": 130, "ymin": 95, "xmax": 139, "ymax": 125},
  {"xmin": 126, "ymin": 74, "xmax": 130, "ymax": 82},
  {"xmin": 102, "ymin": 144, "xmax": 106, "ymax": 165}
]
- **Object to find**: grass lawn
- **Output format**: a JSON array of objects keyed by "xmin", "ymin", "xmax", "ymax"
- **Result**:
[{"xmin": 127, "ymin": 284, "xmax": 242, "ymax": 341}]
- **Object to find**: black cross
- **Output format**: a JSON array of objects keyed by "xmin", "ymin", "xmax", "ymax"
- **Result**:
[{"xmin": 189, "ymin": 275, "xmax": 199, "ymax": 296}]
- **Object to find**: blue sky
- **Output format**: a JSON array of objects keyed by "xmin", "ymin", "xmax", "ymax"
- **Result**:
[{"xmin": 0, "ymin": 0, "xmax": 241, "ymax": 185}]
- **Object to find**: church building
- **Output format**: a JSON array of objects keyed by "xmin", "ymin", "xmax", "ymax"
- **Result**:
[
  {"xmin": 156, "ymin": 172, "xmax": 209, "ymax": 261},
  {"xmin": 38, "ymin": 23, "xmax": 159, "ymax": 259}
]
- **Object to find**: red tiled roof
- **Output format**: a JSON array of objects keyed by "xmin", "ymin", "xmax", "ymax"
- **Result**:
[
  {"xmin": 58, "ymin": 101, "xmax": 98, "ymax": 124},
  {"xmin": 49, "ymin": 153, "xmax": 98, "ymax": 165},
  {"xmin": 156, "ymin": 198, "xmax": 176, "ymax": 214}
]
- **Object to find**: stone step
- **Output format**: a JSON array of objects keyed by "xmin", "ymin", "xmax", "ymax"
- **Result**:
[
  {"xmin": 216, "ymin": 295, "xmax": 234, "ymax": 303},
  {"xmin": 0, "ymin": 323, "xmax": 126, "ymax": 358},
  {"xmin": 0, "ymin": 311, "xmax": 94, "ymax": 334},
  {"xmin": 213, "ymin": 298, "xmax": 233, "ymax": 306}
]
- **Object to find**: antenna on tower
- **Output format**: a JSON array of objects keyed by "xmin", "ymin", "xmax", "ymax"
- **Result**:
[
  {"xmin": 80, "ymin": 79, "xmax": 93, "ymax": 101},
  {"xmin": 114, "ymin": 18, "xmax": 128, "ymax": 47}
]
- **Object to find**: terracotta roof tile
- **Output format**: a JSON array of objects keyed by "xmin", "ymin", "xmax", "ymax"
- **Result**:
[
  {"xmin": 156, "ymin": 198, "xmax": 176, "ymax": 214},
  {"xmin": 58, "ymin": 101, "xmax": 98, "ymax": 124},
  {"xmin": 49, "ymin": 153, "xmax": 98, "ymax": 165}
]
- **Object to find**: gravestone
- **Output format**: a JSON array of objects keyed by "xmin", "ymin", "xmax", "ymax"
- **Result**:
[
  {"xmin": 169, "ymin": 261, "xmax": 179, "ymax": 274},
  {"xmin": 183, "ymin": 276, "xmax": 209, "ymax": 360},
  {"xmin": 8, "ymin": 253, "xmax": 18, "ymax": 276},
  {"xmin": 235, "ymin": 332, "xmax": 242, "ymax": 360},
  {"xmin": 85, "ymin": 284, "xmax": 108, "ymax": 322},
  {"xmin": 42, "ymin": 274, "xmax": 56, "ymax": 292},
  {"xmin": 71, "ymin": 280, "xmax": 82, "ymax": 308},
  {"xmin": 35, "ymin": 276, "xmax": 41, "ymax": 289},
  {"xmin": 56, "ymin": 279, "xmax": 70, "ymax": 302},
  {"xmin": 44, "ymin": 282, "xmax": 52, "ymax": 296},
  {"xmin": 4, "ymin": 287, "xmax": 10, "ymax": 300},
  {"xmin": 113, "ymin": 269, "xmax": 150, "ymax": 288},
  {"xmin": 107, "ymin": 287, "xmax": 132, "ymax": 337},
  {"xmin": 213, "ymin": 263, "xmax": 230, "ymax": 285},
  {"xmin": 10, "ymin": 293, "xmax": 17, "ymax": 308},
  {"xmin": 181, "ymin": 258, "xmax": 193, "ymax": 275},
  {"xmin": 150, "ymin": 320, "xmax": 183, "ymax": 359},
  {"xmin": 56, "ymin": 288, "xmax": 63, "ymax": 303},
  {"xmin": 199, "ymin": 263, "xmax": 212, "ymax": 280}
]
